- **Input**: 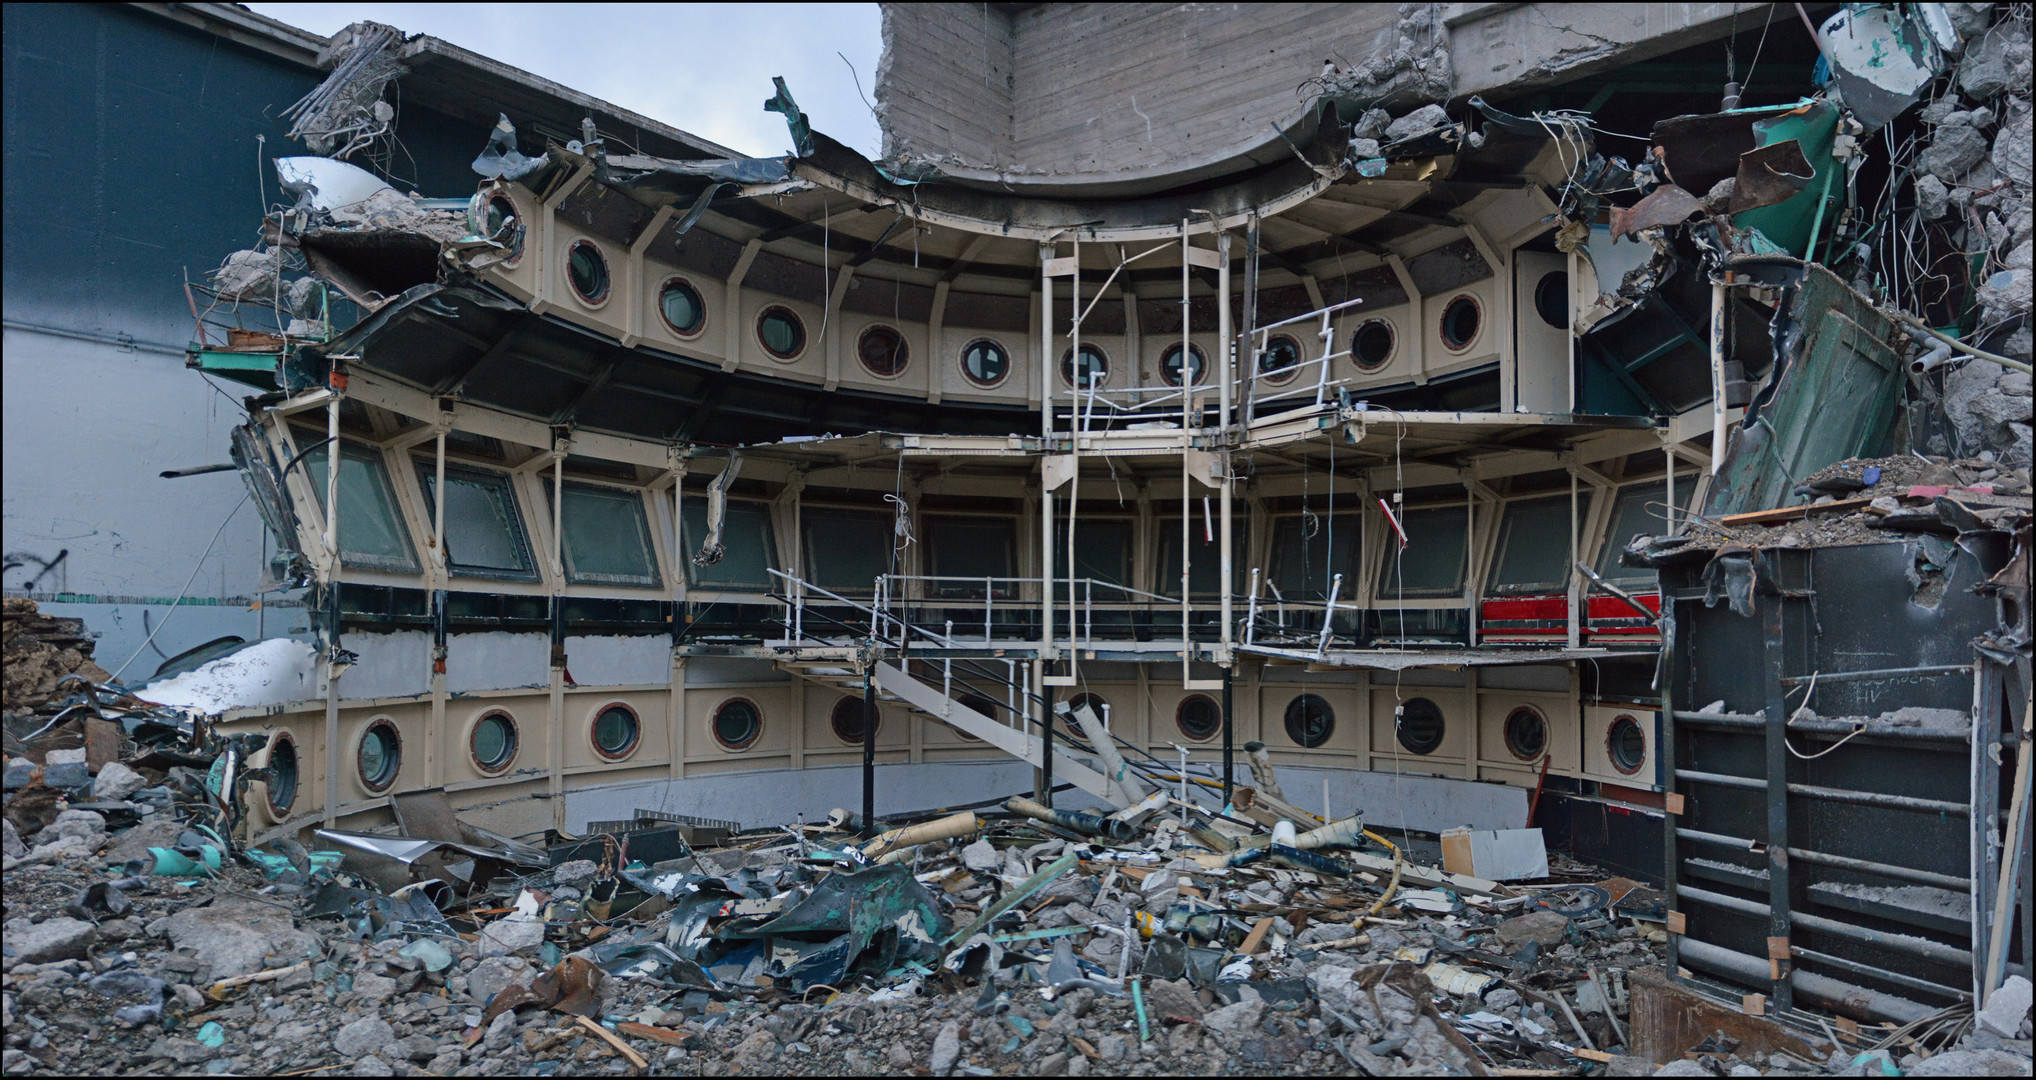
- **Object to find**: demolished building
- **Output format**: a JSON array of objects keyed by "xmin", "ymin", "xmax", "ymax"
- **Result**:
[{"xmin": 3, "ymin": 2, "xmax": 2031, "ymax": 1074}]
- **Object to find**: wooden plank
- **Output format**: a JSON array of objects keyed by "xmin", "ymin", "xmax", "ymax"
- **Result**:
[
  {"xmin": 1239, "ymin": 916, "xmax": 1276, "ymax": 955},
  {"xmin": 615, "ymin": 1021, "xmax": 690, "ymax": 1048},
  {"xmin": 1719, "ymin": 497, "xmax": 1873, "ymax": 526},
  {"xmin": 576, "ymin": 1016, "xmax": 649, "ymax": 1068}
]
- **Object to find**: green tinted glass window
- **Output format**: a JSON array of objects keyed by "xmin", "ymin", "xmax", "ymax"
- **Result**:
[
  {"xmin": 1157, "ymin": 517, "xmax": 1245, "ymax": 599},
  {"xmin": 419, "ymin": 465, "xmax": 536, "ymax": 580},
  {"xmin": 659, "ymin": 279, "xmax": 704, "ymax": 334},
  {"xmin": 302, "ymin": 440, "xmax": 417, "ymax": 572},
  {"xmin": 803, "ymin": 508, "xmax": 892, "ymax": 593},
  {"xmin": 1057, "ymin": 519, "xmax": 1134, "ymax": 589},
  {"xmin": 1377, "ymin": 505, "xmax": 1467, "ymax": 598},
  {"xmin": 680, "ymin": 499, "xmax": 777, "ymax": 592},
  {"xmin": 1597, "ymin": 480, "xmax": 1694, "ymax": 586},
  {"xmin": 560, "ymin": 482, "xmax": 660, "ymax": 587},
  {"xmin": 925, "ymin": 517, "xmax": 1016, "ymax": 598},
  {"xmin": 1268, "ymin": 513, "xmax": 1361, "ymax": 600},
  {"xmin": 1486, "ymin": 496, "xmax": 1574, "ymax": 594}
]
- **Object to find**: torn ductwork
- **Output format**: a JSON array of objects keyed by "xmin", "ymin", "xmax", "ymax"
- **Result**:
[{"xmin": 281, "ymin": 21, "xmax": 407, "ymax": 160}]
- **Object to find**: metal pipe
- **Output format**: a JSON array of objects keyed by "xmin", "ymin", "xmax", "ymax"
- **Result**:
[
  {"xmin": 1678, "ymin": 884, "xmax": 1973, "ymax": 968},
  {"xmin": 1710, "ymin": 279, "xmax": 1728, "ymax": 470},
  {"xmin": 862, "ymin": 667, "xmax": 878, "ymax": 839},
  {"xmin": 1674, "ymin": 768, "xmax": 1971, "ymax": 816},
  {"xmin": 1221, "ymin": 666, "xmax": 1234, "ymax": 806},
  {"xmin": 1576, "ymin": 562, "xmax": 1659, "ymax": 625},
  {"xmin": 1674, "ymin": 937, "xmax": 1933, "ymax": 1024},
  {"xmin": 1778, "ymin": 665, "xmax": 1972, "ymax": 688},
  {"xmin": 1005, "ymin": 796, "xmax": 1134, "ymax": 842},
  {"xmin": 1677, "ymin": 828, "xmax": 1973, "ymax": 890},
  {"xmin": 1789, "ymin": 945, "xmax": 1971, "ymax": 1004}
]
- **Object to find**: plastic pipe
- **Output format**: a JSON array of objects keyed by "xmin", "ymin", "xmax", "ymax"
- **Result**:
[
  {"xmin": 860, "ymin": 810, "xmax": 980, "ymax": 860},
  {"xmin": 1005, "ymin": 797, "xmax": 1135, "ymax": 842}
]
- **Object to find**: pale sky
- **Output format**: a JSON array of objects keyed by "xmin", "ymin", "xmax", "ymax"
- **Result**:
[{"xmin": 247, "ymin": 4, "xmax": 885, "ymax": 159}]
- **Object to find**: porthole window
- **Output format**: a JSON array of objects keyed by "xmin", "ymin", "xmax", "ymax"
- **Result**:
[
  {"xmin": 264, "ymin": 732, "xmax": 298, "ymax": 818},
  {"xmin": 1260, "ymin": 334, "xmax": 1302, "ymax": 385},
  {"xmin": 1284, "ymin": 693, "xmax": 1335, "ymax": 749},
  {"xmin": 1439, "ymin": 295, "xmax": 1482, "ymax": 353},
  {"xmin": 471, "ymin": 193, "xmax": 524, "ymax": 266},
  {"xmin": 856, "ymin": 325, "xmax": 910, "ymax": 378},
  {"xmin": 1159, "ymin": 343, "xmax": 1206, "ymax": 387},
  {"xmin": 960, "ymin": 339, "xmax": 1010, "ymax": 388},
  {"xmin": 358, "ymin": 719, "xmax": 401, "ymax": 793},
  {"xmin": 1608, "ymin": 714, "xmax": 1647, "ymax": 775},
  {"xmin": 1060, "ymin": 344, "xmax": 1108, "ymax": 389},
  {"xmin": 1176, "ymin": 694, "xmax": 1223, "ymax": 742},
  {"xmin": 593, "ymin": 703, "xmax": 641, "ymax": 760},
  {"xmin": 471, "ymin": 710, "xmax": 518, "ymax": 774},
  {"xmin": 954, "ymin": 694, "xmax": 999, "ymax": 742},
  {"xmin": 1352, "ymin": 318, "xmax": 1395, "ymax": 372},
  {"xmin": 566, "ymin": 239, "xmax": 610, "ymax": 306},
  {"xmin": 1062, "ymin": 692, "xmax": 1109, "ymax": 739},
  {"xmin": 1395, "ymin": 697, "xmax": 1445, "ymax": 755},
  {"xmin": 1534, "ymin": 271, "xmax": 1569, "ymax": 330},
  {"xmin": 1503, "ymin": 705, "xmax": 1547, "ymax": 761},
  {"xmin": 710, "ymin": 698, "xmax": 761, "ymax": 752},
  {"xmin": 757, "ymin": 306, "xmax": 806, "ymax": 360},
  {"xmin": 659, "ymin": 278, "xmax": 706, "ymax": 336},
  {"xmin": 831, "ymin": 695, "xmax": 880, "ymax": 744}
]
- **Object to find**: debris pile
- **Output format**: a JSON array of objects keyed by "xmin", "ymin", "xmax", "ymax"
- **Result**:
[
  {"xmin": 1, "ymin": 600, "xmax": 110, "ymax": 717},
  {"xmin": 8, "ymin": 767, "xmax": 2028, "ymax": 1076}
]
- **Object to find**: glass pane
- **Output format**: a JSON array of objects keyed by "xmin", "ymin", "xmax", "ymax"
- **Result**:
[
  {"xmin": 680, "ymin": 500, "xmax": 777, "ymax": 591},
  {"xmin": 1597, "ymin": 480, "xmax": 1694, "ymax": 586},
  {"xmin": 473, "ymin": 715, "xmax": 513, "ymax": 767},
  {"xmin": 302, "ymin": 441, "xmax": 416, "ymax": 570},
  {"xmin": 1486, "ymin": 496, "xmax": 1574, "ymax": 593},
  {"xmin": 803, "ymin": 509, "xmax": 892, "ymax": 593},
  {"xmin": 661, "ymin": 281, "xmax": 702, "ymax": 333},
  {"xmin": 420, "ymin": 467, "xmax": 533, "ymax": 578},
  {"xmin": 1057, "ymin": 520, "xmax": 1133, "ymax": 589},
  {"xmin": 561, "ymin": 483, "xmax": 660, "ymax": 587},
  {"xmin": 1157, "ymin": 518, "xmax": 1245, "ymax": 599},
  {"xmin": 1268, "ymin": 513, "xmax": 1361, "ymax": 600},
  {"xmin": 1377, "ymin": 506, "xmax": 1467, "ymax": 598},
  {"xmin": 962, "ymin": 340, "xmax": 1008, "ymax": 386},
  {"xmin": 595, "ymin": 706, "xmax": 637, "ymax": 754},
  {"xmin": 925, "ymin": 517, "xmax": 1015, "ymax": 597}
]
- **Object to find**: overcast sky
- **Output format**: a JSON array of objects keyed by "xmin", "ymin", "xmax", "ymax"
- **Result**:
[{"xmin": 247, "ymin": 3, "xmax": 885, "ymax": 159}]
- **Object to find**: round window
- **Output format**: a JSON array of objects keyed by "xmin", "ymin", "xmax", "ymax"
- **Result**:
[
  {"xmin": 856, "ymin": 325, "xmax": 909, "ymax": 377},
  {"xmin": 566, "ymin": 239, "xmax": 610, "ymax": 305},
  {"xmin": 1260, "ymin": 334, "xmax": 1302, "ymax": 385},
  {"xmin": 265, "ymin": 732, "xmax": 298, "ymax": 818},
  {"xmin": 1396, "ymin": 697, "xmax": 1445, "ymax": 755},
  {"xmin": 1351, "ymin": 319, "xmax": 1395, "ymax": 372},
  {"xmin": 831, "ymin": 695, "xmax": 880, "ymax": 744},
  {"xmin": 1284, "ymin": 693, "xmax": 1335, "ymax": 749},
  {"xmin": 955, "ymin": 694, "xmax": 1000, "ymax": 742},
  {"xmin": 1503, "ymin": 705, "xmax": 1548, "ymax": 761},
  {"xmin": 1534, "ymin": 271, "xmax": 1569, "ymax": 330},
  {"xmin": 1176, "ymin": 694, "xmax": 1223, "ymax": 742},
  {"xmin": 960, "ymin": 339, "xmax": 1010, "ymax": 388},
  {"xmin": 1159, "ymin": 343, "xmax": 1206, "ymax": 387},
  {"xmin": 659, "ymin": 278, "xmax": 706, "ymax": 336},
  {"xmin": 710, "ymin": 698, "xmax": 761, "ymax": 751},
  {"xmin": 471, "ymin": 710, "xmax": 518, "ymax": 773},
  {"xmin": 1439, "ymin": 296, "xmax": 1481, "ymax": 352},
  {"xmin": 593, "ymin": 703, "xmax": 641, "ymax": 760},
  {"xmin": 473, "ymin": 193, "xmax": 524, "ymax": 264},
  {"xmin": 1608, "ymin": 714, "xmax": 1647, "ymax": 775},
  {"xmin": 757, "ymin": 306, "xmax": 806, "ymax": 360},
  {"xmin": 358, "ymin": 719, "xmax": 401, "ymax": 792},
  {"xmin": 1061, "ymin": 344, "xmax": 1108, "ymax": 388},
  {"xmin": 1062, "ymin": 692, "xmax": 1108, "ymax": 740}
]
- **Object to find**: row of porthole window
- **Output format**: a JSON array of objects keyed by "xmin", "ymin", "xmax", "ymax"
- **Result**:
[{"xmin": 261, "ymin": 695, "xmax": 1643, "ymax": 817}]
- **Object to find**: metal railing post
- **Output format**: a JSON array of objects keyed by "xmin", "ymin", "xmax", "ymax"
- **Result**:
[{"xmin": 1316, "ymin": 573, "xmax": 1344, "ymax": 658}]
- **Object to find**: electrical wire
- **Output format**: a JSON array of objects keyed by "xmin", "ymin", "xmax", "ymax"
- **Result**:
[{"xmin": 109, "ymin": 492, "xmax": 252, "ymax": 682}]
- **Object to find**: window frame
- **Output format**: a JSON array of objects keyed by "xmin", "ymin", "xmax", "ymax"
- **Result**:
[
  {"xmin": 677, "ymin": 494, "xmax": 778, "ymax": 592},
  {"xmin": 757, "ymin": 305, "xmax": 807, "ymax": 361},
  {"xmin": 1176, "ymin": 693, "xmax": 1223, "ymax": 742},
  {"xmin": 1259, "ymin": 333, "xmax": 1303, "ymax": 385},
  {"xmin": 591, "ymin": 701, "xmax": 642, "ymax": 761},
  {"xmin": 800, "ymin": 505, "xmax": 896, "ymax": 595},
  {"xmin": 855, "ymin": 323, "xmax": 911, "ymax": 379},
  {"xmin": 830, "ymin": 695, "xmax": 880, "ymax": 745},
  {"xmin": 1375, "ymin": 504, "xmax": 1469, "ymax": 600},
  {"xmin": 264, "ymin": 731, "xmax": 298, "ymax": 818},
  {"xmin": 1351, "ymin": 317, "xmax": 1396, "ymax": 373},
  {"xmin": 1060, "ymin": 343, "xmax": 1109, "ymax": 389},
  {"xmin": 469, "ymin": 709, "xmax": 520, "ymax": 774},
  {"xmin": 1484, "ymin": 494, "xmax": 1578, "ymax": 596},
  {"xmin": 1159, "ymin": 342, "xmax": 1206, "ymax": 387},
  {"xmin": 556, "ymin": 479, "xmax": 663, "ymax": 589},
  {"xmin": 959, "ymin": 338, "xmax": 1011, "ymax": 389},
  {"xmin": 1283, "ymin": 693, "xmax": 1335, "ymax": 749},
  {"xmin": 299, "ymin": 436, "xmax": 420, "ymax": 574},
  {"xmin": 565, "ymin": 238, "xmax": 612, "ymax": 308},
  {"xmin": 358, "ymin": 717, "xmax": 402, "ymax": 793},
  {"xmin": 710, "ymin": 697, "xmax": 763, "ymax": 752},
  {"xmin": 414, "ymin": 461, "xmax": 541, "ymax": 582},
  {"xmin": 657, "ymin": 275, "xmax": 708, "ymax": 338}
]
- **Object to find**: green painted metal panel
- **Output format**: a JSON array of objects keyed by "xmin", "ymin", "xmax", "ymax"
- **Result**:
[{"xmin": 1733, "ymin": 102, "xmax": 1841, "ymax": 259}]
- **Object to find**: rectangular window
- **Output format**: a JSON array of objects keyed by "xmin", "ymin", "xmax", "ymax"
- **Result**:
[
  {"xmin": 558, "ymin": 482, "xmax": 661, "ymax": 588},
  {"xmin": 1377, "ymin": 505, "xmax": 1467, "ymax": 598},
  {"xmin": 925, "ymin": 517, "xmax": 1017, "ymax": 598},
  {"xmin": 803, "ymin": 508, "xmax": 893, "ymax": 594},
  {"xmin": 301, "ymin": 439, "xmax": 418, "ymax": 572},
  {"xmin": 1268, "ymin": 513, "xmax": 1361, "ymax": 600},
  {"xmin": 1597, "ymin": 479, "xmax": 1695, "ymax": 587},
  {"xmin": 679, "ymin": 499, "xmax": 777, "ymax": 591},
  {"xmin": 1056, "ymin": 519, "xmax": 1134, "ymax": 591},
  {"xmin": 1156, "ymin": 517, "xmax": 1246, "ymax": 599},
  {"xmin": 1486, "ymin": 496, "xmax": 1575, "ymax": 594},
  {"xmin": 416, "ymin": 464, "xmax": 538, "ymax": 580}
]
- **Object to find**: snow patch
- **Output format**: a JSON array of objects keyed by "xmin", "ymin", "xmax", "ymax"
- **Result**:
[{"xmin": 136, "ymin": 638, "xmax": 318, "ymax": 713}]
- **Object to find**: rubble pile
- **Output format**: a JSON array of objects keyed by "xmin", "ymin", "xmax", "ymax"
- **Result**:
[
  {"xmin": 6, "ymin": 769, "xmax": 2030, "ymax": 1076},
  {"xmin": 1, "ymin": 600, "xmax": 110, "ymax": 717},
  {"xmin": 1648, "ymin": 455, "xmax": 2032, "ymax": 552}
]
